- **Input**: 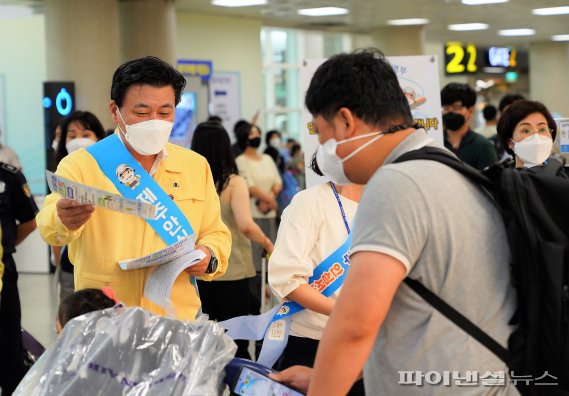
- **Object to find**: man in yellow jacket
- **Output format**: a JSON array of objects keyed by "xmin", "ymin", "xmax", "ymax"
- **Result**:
[{"xmin": 37, "ymin": 56, "xmax": 231, "ymax": 320}]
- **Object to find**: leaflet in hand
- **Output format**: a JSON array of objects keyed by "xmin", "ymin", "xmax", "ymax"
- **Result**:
[
  {"xmin": 46, "ymin": 170, "xmax": 156, "ymax": 219},
  {"xmin": 118, "ymin": 234, "xmax": 196, "ymax": 270},
  {"xmin": 143, "ymin": 249, "xmax": 206, "ymax": 312}
]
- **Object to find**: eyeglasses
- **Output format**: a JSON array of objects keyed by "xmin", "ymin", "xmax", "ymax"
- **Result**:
[{"xmin": 516, "ymin": 127, "xmax": 554, "ymax": 136}]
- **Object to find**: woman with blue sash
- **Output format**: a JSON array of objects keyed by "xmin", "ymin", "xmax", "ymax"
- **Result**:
[{"xmin": 268, "ymin": 156, "xmax": 365, "ymax": 395}]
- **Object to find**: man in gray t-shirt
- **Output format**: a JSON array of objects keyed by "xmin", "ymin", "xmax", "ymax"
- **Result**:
[
  {"xmin": 274, "ymin": 49, "xmax": 518, "ymax": 396},
  {"xmin": 353, "ymin": 130, "xmax": 516, "ymax": 395}
]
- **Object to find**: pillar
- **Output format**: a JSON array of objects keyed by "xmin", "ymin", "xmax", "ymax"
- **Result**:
[
  {"xmin": 529, "ymin": 41, "xmax": 569, "ymax": 116},
  {"xmin": 372, "ymin": 26, "xmax": 426, "ymax": 57},
  {"xmin": 118, "ymin": 0, "xmax": 176, "ymax": 64},
  {"xmin": 44, "ymin": 0, "xmax": 120, "ymax": 129}
]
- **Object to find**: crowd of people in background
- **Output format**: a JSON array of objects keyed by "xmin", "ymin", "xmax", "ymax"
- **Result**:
[{"xmin": 1, "ymin": 51, "xmax": 568, "ymax": 395}]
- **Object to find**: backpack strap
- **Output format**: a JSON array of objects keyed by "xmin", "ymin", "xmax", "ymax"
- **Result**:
[
  {"xmin": 393, "ymin": 146, "xmax": 494, "ymax": 190},
  {"xmin": 394, "ymin": 146, "xmax": 509, "ymax": 364},
  {"xmin": 404, "ymin": 278, "xmax": 509, "ymax": 363}
]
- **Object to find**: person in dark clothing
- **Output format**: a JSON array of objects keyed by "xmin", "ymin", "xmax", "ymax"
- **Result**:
[
  {"xmin": 0, "ymin": 162, "xmax": 39, "ymax": 395},
  {"xmin": 498, "ymin": 93, "xmax": 525, "ymax": 114},
  {"xmin": 441, "ymin": 83, "xmax": 497, "ymax": 170},
  {"xmin": 231, "ymin": 119, "xmax": 250, "ymax": 158},
  {"xmin": 264, "ymin": 130, "xmax": 285, "ymax": 173}
]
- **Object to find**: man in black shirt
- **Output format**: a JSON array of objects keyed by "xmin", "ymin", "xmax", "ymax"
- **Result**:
[
  {"xmin": 441, "ymin": 83, "xmax": 497, "ymax": 170},
  {"xmin": 0, "ymin": 162, "xmax": 39, "ymax": 395}
]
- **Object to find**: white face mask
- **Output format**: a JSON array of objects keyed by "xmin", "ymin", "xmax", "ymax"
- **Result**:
[
  {"xmin": 116, "ymin": 109, "xmax": 173, "ymax": 156},
  {"xmin": 269, "ymin": 137, "xmax": 281, "ymax": 148},
  {"xmin": 52, "ymin": 140, "xmax": 59, "ymax": 151},
  {"xmin": 512, "ymin": 133, "xmax": 553, "ymax": 168},
  {"xmin": 316, "ymin": 131, "xmax": 385, "ymax": 185},
  {"xmin": 66, "ymin": 137, "xmax": 95, "ymax": 153}
]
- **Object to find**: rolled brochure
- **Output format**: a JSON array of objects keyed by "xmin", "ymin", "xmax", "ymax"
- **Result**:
[{"xmin": 118, "ymin": 235, "xmax": 197, "ymax": 270}]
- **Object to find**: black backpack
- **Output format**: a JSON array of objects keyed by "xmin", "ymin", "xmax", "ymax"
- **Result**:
[{"xmin": 394, "ymin": 146, "xmax": 569, "ymax": 395}]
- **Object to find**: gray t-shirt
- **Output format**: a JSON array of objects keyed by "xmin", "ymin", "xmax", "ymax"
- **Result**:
[{"xmin": 352, "ymin": 130, "xmax": 518, "ymax": 395}]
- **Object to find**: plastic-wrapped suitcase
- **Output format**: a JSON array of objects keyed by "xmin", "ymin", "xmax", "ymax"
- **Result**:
[{"xmin": 21, "ymin": 328, "xmax": 45, "ymax": 367}]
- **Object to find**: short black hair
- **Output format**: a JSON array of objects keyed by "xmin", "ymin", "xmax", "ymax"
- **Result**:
[
  {"xmin": 482, "ymin": 104, "xmax": 498, "ymax": 121},
  {"xmin": 290, "ymin": 143, "xmax": 301, "ymax": 157},
  {"xmin": 497, "ymin": 100, "xmax": 557, "ymax": 155},
  {"xmin": 207, "ymin": 115, "xmax": 222, "ymax": 124},
  {"xmin": 498, "ymin": 94, "xmax": 525, "ymax": 113},
  {"xmin": 305, "ymin": 48, "xmax": 412, "ymax": 128},
  {"xmin": 55, "ymin": 110, "xmax": 106, "ymax": 166},
  {"xmin": 110, "ymin": 56, "xmax": 186, "ymax": 108},
  {"xmin": 58, "ymin": 288, "xmax": 116, "ymax": 329},
  {"xmin": 440, "ymin": 83, "xmax": 476, "ymax": 108},
  {"xmin": 310, "ymin": 151, "xmax": 323, "ymax": 176},
  {"xmin": 233, "ymin": 119, "xmax": 250, "ymax": 134},
  {"xmin": 265, "ymin": 130, "xmax": 281, "ymax": 145},
  {"xmin": 236, "ymin": 124, "xmax": 261, "ymax": 151},
  {"xmin": 191, "ymin": 121, "xmax": 238, "ymax": 194}
]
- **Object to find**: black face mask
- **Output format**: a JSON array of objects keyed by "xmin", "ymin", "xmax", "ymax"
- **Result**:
[
  {"xmin": 248, "ymin": 137, "xmax": 261, "ymax": 148},
  {"xmin": 443, "ymin": 112, "xmax": 466, "ymax": 131}
]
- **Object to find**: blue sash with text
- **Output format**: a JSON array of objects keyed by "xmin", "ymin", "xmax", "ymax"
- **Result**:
[
  {"xmin": 219, "ymin": 233, "xmax": 352, "ymax": 368},
  {"xmin": 86, "ymin": 134, "xmax": 197, "ymax": 287}
]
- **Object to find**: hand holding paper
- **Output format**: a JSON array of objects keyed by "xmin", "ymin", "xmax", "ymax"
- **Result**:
[
  {"xmin": 56, "ymin": 198, "xmax": 95, "ymax": 230},
  {"xmin": 46, "ymin": 171, "xmax": 156, "ymax": 219}
]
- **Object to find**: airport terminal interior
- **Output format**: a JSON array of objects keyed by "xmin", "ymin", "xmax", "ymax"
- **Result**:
[{"xmin": 1, "ymin": 0, "xmax": 569, "ymax": 394}]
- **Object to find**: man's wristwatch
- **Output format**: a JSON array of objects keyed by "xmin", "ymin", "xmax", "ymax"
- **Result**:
[{"xmin": 203, "ymin": 246, "xmax": 218, "ymax": 274}]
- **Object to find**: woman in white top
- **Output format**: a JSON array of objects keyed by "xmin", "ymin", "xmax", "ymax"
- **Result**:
[
  {"xmin": 268, "ymin": 156, "xmax": 365, "ymax": 395},
  {"xmin": 191, "ymin": 122, "xmax": 274, "ymax": 359},
  {"xmin": 235, "ymin": 124, "xmax": 282, "ymax": 316}
]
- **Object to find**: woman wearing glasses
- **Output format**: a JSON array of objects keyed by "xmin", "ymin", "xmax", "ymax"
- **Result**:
[{"xmin": 496, "ymin": 100, "xmax": 558, "ymax": 169}]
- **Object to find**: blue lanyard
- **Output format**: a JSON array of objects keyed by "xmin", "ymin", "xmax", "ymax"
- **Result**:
[{"xmin": 329, "ymin": 182, "xmax": 350, "ymax": 235}]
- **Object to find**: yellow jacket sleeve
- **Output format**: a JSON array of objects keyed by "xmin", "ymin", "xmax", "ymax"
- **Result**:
[
  {"xmin": 196, "ymin": 162, "xmax": 232, "ymax": 281},
  {"xmin": 36, "ymin": 154, "xmax": 85, "ymax": 246}
]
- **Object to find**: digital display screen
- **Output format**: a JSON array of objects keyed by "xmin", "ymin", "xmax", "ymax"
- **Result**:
[
  {"xmin": 170, "ymin": 92, "xmax": 196, "ymax": 148},
  {"xmin": 233, "ymin": 367, "xmax": 304, "ymax": 396}
]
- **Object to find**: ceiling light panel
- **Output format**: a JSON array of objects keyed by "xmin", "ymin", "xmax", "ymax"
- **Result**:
[
  {"xmin": 211, "ymin": 0, "xmax": 267, "ymax": 7},
  {"xmin": 387, "ymin": 18, "xmax": 429, "ymax": 26},
  {"xmin": 462, "ymin": 0, "xmax": 508, "ymax": 5},
  {"xmin": 297, "ymin": 7, "xmax": 349, "ymax": 16},
  {"xmin": 532, "ymin": 6, "xmax": 569, "ymax": 16},
  {"xmin": 498, "ymin": 28, "xmax": 535, "ymax": 36},
  {"xmin": 448, "ymin": 23, "xmax": 489, "ymax": 31}
]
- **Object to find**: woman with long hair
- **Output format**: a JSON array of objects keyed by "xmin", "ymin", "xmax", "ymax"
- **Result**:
[
  {"xmin": 191, "ymin": 121, "xmax": 274, "ymax": 359},
  {"xmin": 52, "ymin": 110, "xmax": 106, "ymax": 302}
]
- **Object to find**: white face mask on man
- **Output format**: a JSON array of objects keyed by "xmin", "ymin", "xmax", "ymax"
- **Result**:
[
  {"xmin": 116, "ymin": 109, "xmax": 173, "ymax": 156},
  {"xmin": 316, "ymin": 131, "xmax": 386, "ymax": 185},
  {"xmin": 512, "ymin": 134, "xmax": 553, "ymax": 168}
]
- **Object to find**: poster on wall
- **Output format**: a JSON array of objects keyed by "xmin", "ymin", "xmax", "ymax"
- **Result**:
[
  {"xmin": 301, "ymin": 55, "xmax": 444, "ymax": 188},
  {"xmin": 209, "ymin": 72, "xmax": 241, "ymax": 142},
  {"xmin": 555, "ymin": 118, "xmax": 569, "ymax": 154}
]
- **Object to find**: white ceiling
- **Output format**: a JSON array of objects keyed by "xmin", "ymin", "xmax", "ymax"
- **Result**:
[
  {"xmin": 2, "ymin": 0, "xmax": 569, "ymax": 46},
  {"xmin": 176, "ymin": 0, "xmax": 569, "ymax": 46}
]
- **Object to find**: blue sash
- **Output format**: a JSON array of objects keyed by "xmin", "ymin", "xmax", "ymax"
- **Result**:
[
  {"xmin": 219, "ymin": 182, "xmax": 352, "ymax": 368},
  {"xmin": 86, "ymin": 134, "xmax": 198, "ymax": 293}
]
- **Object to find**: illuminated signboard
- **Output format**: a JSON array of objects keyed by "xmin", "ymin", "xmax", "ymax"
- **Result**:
[
  {"xmin": 488, "ymin": 47, "xmax": 517, "ymax": 68},
  {"xmin": 445, "ymin": 43, "xmax": 521, "ymax": 75},
  {"xmin": 177, "ymin": 59, "xmax": 213, "ymax": 81},
  {"xmin": 445, "ymin": 42, "xmax": 478, "ymax": 74}
]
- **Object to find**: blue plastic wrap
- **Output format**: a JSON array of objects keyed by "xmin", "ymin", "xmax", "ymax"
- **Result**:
[{"xmin": 14, "ymin": 306, "xmax": 237, "ymax": 395}]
